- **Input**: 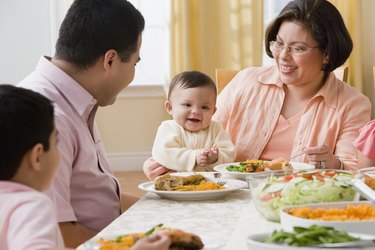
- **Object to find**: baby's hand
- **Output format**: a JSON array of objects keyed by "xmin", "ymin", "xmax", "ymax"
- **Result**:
[
  {"xmin": 207, "ymin": 145, "xmax": 219, "ymax": 164},
  {"xmin": 196, "ymin": 149, "xmax": 210, "ymax": 166}
]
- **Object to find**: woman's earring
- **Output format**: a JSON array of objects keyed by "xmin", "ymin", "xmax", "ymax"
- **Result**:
[{"xmin": 321, "ymin": 63, "xmax": 329, "ymax": 72}]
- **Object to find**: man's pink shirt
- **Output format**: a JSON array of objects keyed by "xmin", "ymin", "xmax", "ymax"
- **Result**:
[
  {"xmin": 18, "ymin": 56, "xmax": 121, "ymax": 231},
  {"xmin": 0, "ymin": 181, "xmax": 64, "ymax": 249}
]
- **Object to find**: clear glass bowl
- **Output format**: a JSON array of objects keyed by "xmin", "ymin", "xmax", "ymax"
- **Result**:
[{"xmin": 247, "ymin": 169, "xmax": 359, "ymax": 222}]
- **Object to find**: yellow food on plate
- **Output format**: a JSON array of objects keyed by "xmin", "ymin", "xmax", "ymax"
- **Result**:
[
  {"xmin": 288, "ymin": 204, "xmax": 375, "ymax": 221},
  {"xmin": 98, "ymin": 233, "xmax": 145, "ymax": 250},
  {"xmin": 154, "ymin": 174, "xmax": 224, "ymax": 191},
  {"xmin": 97, "ymin": 225, "xmax": 204, "ymax": 250}
]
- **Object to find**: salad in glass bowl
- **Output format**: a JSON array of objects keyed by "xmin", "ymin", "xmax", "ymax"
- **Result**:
[{"xmin": 248, "ymin": 170, "xmax": 359, "ymax": 222}]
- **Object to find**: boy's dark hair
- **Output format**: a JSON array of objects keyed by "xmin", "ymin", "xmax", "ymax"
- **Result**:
[
  {"xmin": 55, "ymin": 0, "xmax": 145, "ymax": 69},
  {"xmin": 168, "ymin": 71, "xmax": 217, "ymax": 100},
  {"xmin": 0, "ymin": 85, "xmax": 54, "ymax": 180},
  {"xmin": 265, "ymin": 0, "xmax": 352, "ymax": 72}
]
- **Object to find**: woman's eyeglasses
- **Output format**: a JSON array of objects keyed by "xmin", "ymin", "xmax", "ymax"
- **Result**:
[{"xmin": 269, "ymin": 41, "xmax": 319, "ymax": 56}]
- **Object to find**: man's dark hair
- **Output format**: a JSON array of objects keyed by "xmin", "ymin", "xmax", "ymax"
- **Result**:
[
  {"xmin": 0, "ymin": 85, "xmax": 54, "ymax": 180},
  {"xmin": 168, "ymin": 71, "xmax": 217, "ymax": 100},
  {"xmin": 265, "ymin": 0, "xmax": 352, "ymax": 72},
  {"xmin": 55, "ymin": 0, "xmax": 145, "ymax": 69}
]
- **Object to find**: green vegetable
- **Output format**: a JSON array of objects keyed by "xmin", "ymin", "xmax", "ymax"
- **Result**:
[
  {"xmin": 263, "ymin": 225, "xmax": 359, "ymax": 246},
  {"xmin": 144, "ymin": 224, "xmax": 163, "ymax": 236},
  {"xmin": 226, "ymin": 160, "xmax": 267, "ymax": 172}
]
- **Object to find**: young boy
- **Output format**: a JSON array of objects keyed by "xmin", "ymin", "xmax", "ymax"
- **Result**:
[
  {"xmin": 0, "ymin": 85, "xmax": 172, "ymax": 250},
  {"xmin": 151, "ymin": 71, "xmax": 235, "ymax": 172},
  {"xmin": 0, "ymin": 85, "xmax": 64, "ymax": 249}
]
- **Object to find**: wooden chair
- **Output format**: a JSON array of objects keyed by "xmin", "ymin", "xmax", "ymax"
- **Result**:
[
  {"xmin": 215, "ymin": 66, "xmax": 349, "ymax": 94},
  {"xmin": 333, "ymin": 66, "xmax": 349, "ymax": 82},
  {"xmin": 215, "ymin": 68, "xmax": 239, "ymax": 94}
]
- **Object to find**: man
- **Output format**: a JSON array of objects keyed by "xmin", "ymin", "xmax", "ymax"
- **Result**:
[{"xmin": 18, "ymin": 0, "xmax": 144, "ymax": 247}]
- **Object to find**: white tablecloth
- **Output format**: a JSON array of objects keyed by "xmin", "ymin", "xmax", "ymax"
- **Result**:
[{"xmin": 78, "ymin": 189, "xmax": 281, "ymax": 250}]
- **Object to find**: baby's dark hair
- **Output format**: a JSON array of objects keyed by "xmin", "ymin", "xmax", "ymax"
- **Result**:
[
  {"xmin": 0, "ymin": 85, "xmax": 54, "ymax": 180},
  {"xmin": 167, "ymin": 71, "xmax": 217, "ymax": 100}
]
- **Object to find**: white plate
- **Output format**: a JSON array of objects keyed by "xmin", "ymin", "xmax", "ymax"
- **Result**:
[
  {"xmin": 213, "ymin": 162, "xmax": 315, "ymax": 180},
  {"xmin": 246, "ymin": 232, "xmax": 375, "ymax": 250},
  {"xmin": 78, "ymin": 233, "xmax": 223, "ymax": 250},
  {"xmin": 280, "ymin": 201, "xmax": 375, "ymax": 235},
  {"xmin": 138, "ymin": 178, "xmax": 247, "ymax": 201}
]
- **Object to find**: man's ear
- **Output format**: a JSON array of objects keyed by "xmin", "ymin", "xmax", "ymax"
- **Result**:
[
  {"xmin": 164, "ymin": 100, "xmax": 172, "ymax": 115},
  {"xmin": 103, "ymin": 49, "xmax": 118, "ymax": 70},
  {"xmin": 26, "ymin": 143, "xmax": 44, "ymax": 171}
]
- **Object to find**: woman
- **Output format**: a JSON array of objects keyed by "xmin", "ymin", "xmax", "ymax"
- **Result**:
[{"xmin": 144, "ymin": 0, "xmax": 371, "ymax": 179}]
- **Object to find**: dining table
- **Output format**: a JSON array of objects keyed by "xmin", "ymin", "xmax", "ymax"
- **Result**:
[
  {"xmin": 76, "ymin": 172, "xmax": 282, "ymax": 250},
  {"xmin": 76, "ymin": 172, "xmax": 374, "ymax": 250}
]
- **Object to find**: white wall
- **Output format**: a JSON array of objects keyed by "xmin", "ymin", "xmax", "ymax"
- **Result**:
[{"xmin": 0, "ymin": 0, "xmax": 52, "ymax": 84}]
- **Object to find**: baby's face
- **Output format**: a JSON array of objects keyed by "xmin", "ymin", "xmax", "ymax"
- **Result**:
[{"xmin": 166, "ymin": 86, "xmax": 216, "ymax": 132}]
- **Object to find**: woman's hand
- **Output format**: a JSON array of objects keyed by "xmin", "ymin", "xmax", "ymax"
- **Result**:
[
  {"xmin": 303, "ymin": 145, "xmax": 341, "ymax": 169},
  {"xmin": 143, "ymin": 157, "xmax": 173, "ymax": 180},
  {"xmin": 131, "ymin": 234, "xmax": 171, "ymax": 250}
]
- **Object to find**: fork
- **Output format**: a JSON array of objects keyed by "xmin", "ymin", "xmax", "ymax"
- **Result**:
[
  {"xmin": 216, "ymin": 181, "xmax": 227, "ymax": 186},
  {"xmin": 288, "ymin": 152, "xmax": 305, "ymax": 161}
]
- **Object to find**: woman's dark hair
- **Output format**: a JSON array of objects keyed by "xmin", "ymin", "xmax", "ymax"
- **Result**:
[
  {"xmin": 55, "ymin": 0, "xmax": 145, "ymax": 69},
  {"xmin": 168, "ymin": 71, "xmax": 217, "ymax": 99},
  {"xmin": 0, "ymin": 85, "xmax": 54, "ymax": 180},
  {"xmin": 265, "ymin": 0, "xmax": 352, "ymax": 72}
]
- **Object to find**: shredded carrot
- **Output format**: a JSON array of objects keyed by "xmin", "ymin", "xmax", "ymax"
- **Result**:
[
  {"xmin": 288, "ymin": 204, "xmax": 375, "ymax": 221},
  {"xmin": 174, "ymin": 180, "xmax": 224, "ymax": 191}
]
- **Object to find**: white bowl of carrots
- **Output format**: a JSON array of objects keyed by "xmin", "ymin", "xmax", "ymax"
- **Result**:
[{"xmin": 280, "ymin": 201, "xmax": 375, "ymax": 235}]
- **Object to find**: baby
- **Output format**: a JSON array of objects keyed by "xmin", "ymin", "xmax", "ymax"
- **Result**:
[{"xmin": 152, "ymin": 71, "xmax": 235, "ymax": 172}]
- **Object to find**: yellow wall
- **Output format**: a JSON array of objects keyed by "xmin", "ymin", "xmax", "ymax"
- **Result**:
[{"xmin": 96, "ymin": 86, "xmax": 168, "ymax": 154}]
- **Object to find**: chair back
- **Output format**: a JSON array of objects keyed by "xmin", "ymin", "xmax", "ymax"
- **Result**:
[
  {"xmin": 215, "ymin": 66, "xmax": 349, "ymax": 94},
  {"xmin": 215, "ymin": 68, "xmax": 239, "ymax": 94},
  {"xmin": 333, "ymin": 66, "xmax": 349, "ymax": 82}
]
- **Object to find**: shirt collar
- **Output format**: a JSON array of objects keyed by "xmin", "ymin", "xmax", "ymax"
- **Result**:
[
  {"xmin": 257, "ymin": 66, "xmax": 338, "ymax": 109},
  {"xmin": 258, "ymin": 66, "xmax": 284, "ymax": 87},
  {"xmin": 313, "ymin": 73, "xmax": 338, "ymax": 109},
  {"xmin": 36, "ymin": 56, "xmax": 98, "ymax": 121},
  {"xmin": 0, "ymin": 181, "xmax": 36, "ymax": 193}
]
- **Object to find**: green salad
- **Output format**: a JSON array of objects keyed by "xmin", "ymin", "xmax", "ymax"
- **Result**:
[{"xmin": 251, "ymin": 170, "xmax": 357, "ymax": 222}]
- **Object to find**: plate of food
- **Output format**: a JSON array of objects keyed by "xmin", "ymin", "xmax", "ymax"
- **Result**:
[
  {"xmin": 248, "ymin": 169, "xmax": 359, "ymax": 222},
  {"xmin": 77, "ymin": 224, "xmax": 206, "ymax": 250},
  {"xmin": 246, "ymin": 225, "xmax": 375, "ymax": 250},
  {"xmin": 280, "ymin": 201, "xmax": 375, "ymax": 235},
  {"xmin": 213, "ymin": 159, "xmax": 315, "ymax": 180},
  {"xmin": 138, "ymin": 173, "xmax": 247, "ymax": 201}
]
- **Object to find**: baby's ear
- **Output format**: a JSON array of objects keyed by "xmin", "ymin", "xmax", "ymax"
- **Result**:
[{"xmin": 164, "ymin": 100, "xmax": 172, "ymax": 115}]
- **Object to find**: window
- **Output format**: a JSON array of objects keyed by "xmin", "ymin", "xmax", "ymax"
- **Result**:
[
  {"xmin": 128, "ymin": 0, "xmax": 171, "ymax": 86},
  {"xmin": 262, "ymin": 0, "xmax": 289, "ymax": 66}
]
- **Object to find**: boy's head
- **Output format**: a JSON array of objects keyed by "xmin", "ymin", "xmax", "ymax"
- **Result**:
[
  {"xmin": 0, "ymin": 85, "xmax": 59, "ymax": 190},
  {"xmin": 165, "ymin": 71, "xmax": 217, "ymax": 133}
]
